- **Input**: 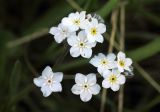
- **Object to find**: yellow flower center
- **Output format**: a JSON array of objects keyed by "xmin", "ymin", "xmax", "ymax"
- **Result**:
[
  {"xmin": 100, "ymin": 59, "xmax": 108, "ymax": 65},
  {"xmin": 90, "ymin": 27, "xmax": 97, "ymax": 35},
  {"xmin": 79, "ymin": 42, "xmax": 85, "ymax": 47},
  {"xmin": 73, "ymin": 19, "xmax": 80, "ymax": 25},
  {"xmin": 109, "ymin": 75, "xmax": 117, "ymax": 84},
  {"xmin": 83, "ymin": 83, "xmax": 89, "ymax": 90},
  {"xmin": 119, "ymin": 60, "xmax": 125, "ymax": 67}
]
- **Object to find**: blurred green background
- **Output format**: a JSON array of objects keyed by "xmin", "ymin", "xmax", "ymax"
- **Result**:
[{"xmin": 0, "ymin": 0, "xmax": 160, "ymax": 112}]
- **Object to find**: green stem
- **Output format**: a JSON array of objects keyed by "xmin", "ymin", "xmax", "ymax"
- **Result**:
[
  {"xmin": 118, "ymin": 2, "xmax": 125, "ymax": 112},
  {"xmin": 7, "ymin": 28, "xmax": 48, "ymax": 48},
  {"xmin": 66, "ymin": 0, "xmax": 83, "ymax": 11},
  {"xmin": 134, "ymin": 62, "xmax": 160, "ymax": 93},
  {"xmin": 100, "ymin": 9, "xmax": 118, "ymax": 112}
]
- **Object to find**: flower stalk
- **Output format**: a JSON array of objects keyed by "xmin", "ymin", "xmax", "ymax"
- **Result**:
[{"xmin": 118, "ymin": 2, "xmax": 126, "ymax": 112}]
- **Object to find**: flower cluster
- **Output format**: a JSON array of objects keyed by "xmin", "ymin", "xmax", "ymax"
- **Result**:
[
  {"xmin": 49, "ymin": 11, "xmax": 106, "ymax": 58},
  {"xmin": 90, "ymin": 51, "xmax": 132, "ymax": 91},
  {"xmin": 33, "ymin": 11, "xmax": 134, "ymax": 102}
]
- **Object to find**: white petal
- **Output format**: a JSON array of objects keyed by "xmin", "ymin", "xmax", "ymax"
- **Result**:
[
  {"xmin": 53, "ymin": 72, "xmax": 63, "ymax": 82},
  {"xmin": 70, "ymin": 47, "xmax": 80, "ymax": 57},
  {"xmin": 61, "ymin": 17, "xmax": 71, "ymax": 27},
  {"xmin": 54, "ymin": 34, "xmax": 65, "ymax": 43},
  {"xmin": 108, "ymin": 61, "xmax": 117, "ymax": 69},
  {"xmin": 97, "ymin": 67, "xmax": 104, "ymax": 75},
  {"xmin": 111, "ymin": 84, "xmax": 120, "ymax": 91},
  {"xmin": 118, "ymin": 75, "xmax": 126, "ymax": 85},
  {"xmin": 75, "ymin": 73, "xmax": 86, "ymax": 85},
  {"xmin": 78, "ymin": 30, "xmax": 86, "ymax": 41},
  {"xmin": 102, "ymin": 79, "xmax": 111, "ymax": 88},
  {"xmin": 95, "ymin": 34, "xmax": 104, "ymax": 43},
  {"xmin": 68, "ymin": 13, "xmax": 76, "ymax": 18},
  {"xmin": 80, "ymin": 91, "xmax": 92, "ymax": 102},
  {"xmin": 86, "ymin": 42, "xmax": 96, "ymax": 47},
  {"xmin": 112, "ymin": 69, "xmax": 121, "ymax": 76},
  {"xmin": 70, "ymin": 12, "xmax": 79, "ymax": 19},
  {"xmin": 33, "ymin": 76, "xmax": 43, "ymax": 87},
  {"xmin": 81, "ymin": 48, "xmax": 92, "ymax": 58},
  {"xmin": 67, "ymin": 35, "xmax": 78, "ymax": 46},
  {"xmin": 89, "ymin": 56, "xmax": 100, "ymax": 67},
  {"xmin": 71, "ymin": 84, "xmax": 82, "ymax": 95},
  {"xmin": 79, "ymin": 11, "xmax": 86, "ymax": 20},
  {"xmin": 125, "ymin": 58, "xmax": 132, "ymax": 66},
  {"xmin": 91, "ymin": 18, "xmax": 98, "ymax": 26},
  {"xmin": 80, "ymin": 19, "xmax": 89, "ymax": 29},
  {"xmin": 107, "ymin": 53, "xmax": 116, "ymax": 61},
  {"xmin": 62, "ymin": 17, "xmax": 78, "ymax": 32},
  {"xmin": 97, "ymin": 23, "xmax": 106, "ymax": 33},
  {"xmin": 125, "ymin": 66, "xmax": 131, "ymax": 71},
  {"xmin": 90, "ymin": 84, "xmax": 101, "ymax": 95},
  {"xmin": 42, "ymin": 66, "xmax": 53, "ymax": 77},
  {"xmin": 117, "ymin": 51, "xmax": 126, "ymax": 60},
  {"xmin": 98, "ymin": 53, "xmax": 106, "ymax": 58},
  {"xmin": 49, "ymin": 27, "xmax": 59, "ymax": 35},
  {"xmin": 102, "ymin": 69, "xmax": 111, "ymax": 78},
  {"xmin": 87, "ymin": 73, "xmax": 97, "ymax": 85},
  {"xmin": 50, "ymin": 82, "xmax": 62, "ymax": 92},
  {"xmin": 41, "ymin": 86, "xmax": 52, "ymax": 97},
  {"xmin": 118, "ymin": 65, "xmax": 124, "ymax": 72},
  {"xmin": 87, "ymin": 34, "xmax": 96, "ymax": 43},
  {"xmin": 69, "ymin": 25, "xmax": 79, "ymax": 32}
]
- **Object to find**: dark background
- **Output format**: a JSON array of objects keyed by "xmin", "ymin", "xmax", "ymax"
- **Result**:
[{"xmin": 0, "ymin": 0, "xmax": 160, "ymax": 112}]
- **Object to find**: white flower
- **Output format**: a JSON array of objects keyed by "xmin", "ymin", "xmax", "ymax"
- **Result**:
[
  {"xmin": 62, "ymin": 11, "xmax": 89, "ymax": 32},
  {"xmin": 85, "ymin": 18, "xmax": 106, "ymax": 43},
  {"xmin": 33, "ymin": 66, "xmax": 63, "ymax": 97},
  {"xmin": 117, "ymin": 51, "xmax": 133, "ymax": 72},
  {"xmin": 71, "ymin": 73, "xmax": 101, "ymax": 102},
  {"xmin": 89, "ymin": 53, "xmax": 117, "ymax": 75},
  {"xmin": 49, "ymin": 23, "xmax": 74, "ymax": 43},
  {"xmin": 102, "ymin": 69, "xmax": 126, "ymax": 91},
  {"xmin": 67, "ymin": 31, "xmax": 96, "ymax": 58}
]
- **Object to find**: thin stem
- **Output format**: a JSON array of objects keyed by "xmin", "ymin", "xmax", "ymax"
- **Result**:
[
  {"xmin": 100, "ymin": 9, "xmax": 118, "ymax": 112},
  {"xmin": 100, "ymin": 89, "xmax": 107, "ymax": 112},
  {"xmin": 7, "ymin": 28, "xmax": 48, "ymax": 48},
  {"xmin": 118, "ymin": 2, "xmax": 125, "ymax": 112},
  {"xmin": 120, "ymin": 4, "xmax": 125, "ymax": 51},
  {"xmin": 104, "ymin": 33, "xmax": 120, "ymax": 51},
  {"xmin": 66, "ymin": 0, "xmax": 83, "ymax": 11},
  {"xmin": 108, "ymin": 9, "xmax": 118, "ymax": 53},
  {"xmin": 24, "ymin": 50, "xmax": 38, "ymax": 76},
  {"xmin": 134, "ymin": 62, "xmax": 160, "ymax": 93}
]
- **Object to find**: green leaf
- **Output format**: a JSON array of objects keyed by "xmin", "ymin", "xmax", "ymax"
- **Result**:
[
  {"xmin": 23, "ymin": 1, "xmax": 73, "ymax": 35},
  {"xmin": 9, "ymin": 61, "xmax": 22, "ymax": 95},
  {"xmin": 7, "ymin": 61, "xmax": 22, "ymax": 112},
  {"xmin": 128, "ymin": 38, "xmax": 160, "ymax": 61},
  {"xmin": 97, "ymin": 0, "xmax": 118, "ymax": 18},
  {"xmin": 0, "ymin": 31, "xmax": 15, "ymax": 81},
  {"xmin": 54, "ymin": 59, "xmax": 89, "ymax": 71}
]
